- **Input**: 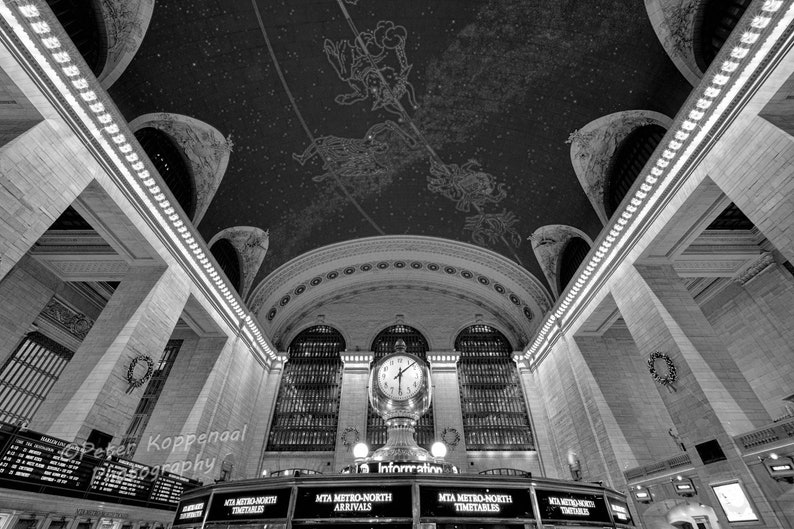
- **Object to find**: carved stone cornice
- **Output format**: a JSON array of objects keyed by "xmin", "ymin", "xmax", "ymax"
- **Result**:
[
  {"xmin": 733, "ymin": 253, "xmax": 775, "ymax": 285},
  {"xmin": 340, "ymin": 351, "xmax": 374, "ymax": 371},
  {"xmin": 427, "ymin": 351, "xmax": 460, "ymax": 370},
  {"xmin": 39, "ymin": 297, "xmax": 94, "ymax": 340}
]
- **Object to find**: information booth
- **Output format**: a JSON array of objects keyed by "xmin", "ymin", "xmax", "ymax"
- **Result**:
[{"xmin": 173, "ymin": 473, "xmax": 635, "ymax": 529}]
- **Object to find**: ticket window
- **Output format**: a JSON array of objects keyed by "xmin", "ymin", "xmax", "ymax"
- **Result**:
[
  {"xmin": 43, "ymin": 518, "xmax": 69, "ymax": 529},
  {"xmin": 12, "ymin": 517, "xmax": 40, "ymax": 529}
]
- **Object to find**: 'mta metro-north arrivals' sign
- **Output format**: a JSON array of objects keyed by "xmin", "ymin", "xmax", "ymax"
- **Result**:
[
  {"xmin": 419, "ymin": 486, "xmax": 534, "ymax": 518},
  {"xmin": 294, "ymin": 486, "xmax": 412, "ymax": 518},
  {"xmin": 535, "ymin": 489, "xmax": 612, "ymax": 524},
  {"xmin": 206, "ymin": 488, "xmax": 291, "ymax": 521}
]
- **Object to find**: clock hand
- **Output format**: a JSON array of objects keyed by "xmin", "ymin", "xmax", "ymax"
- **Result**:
[{"xmin": 393, "ymin": 367, "xmax": 404, "ymax": 380}]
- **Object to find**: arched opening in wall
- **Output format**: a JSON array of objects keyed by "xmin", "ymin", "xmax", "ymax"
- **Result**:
[
  {"xmin": 455, "ymin": 325, "xmax": 534, "ymax": 451},
  {"xmin": 134, "ymin": 127, "xmax": 196, "ymax": 219},
  {"xmin": 558, "ymin": 237, "xmax": 591, "ymax": 293},
  {"xmin": 266, "ymin": 325, "xmax": 344, "ymax": 452},
  {"xmin": 50, "ymin": 206, "xmax": 93, "ymax": 230},
  {"xmin": 209, "ymin": 239, "xmax": 241, "ymax": 293},
  {"xmin": 706, "ymin": 202, "xmax": 754, "ymax": 230},
  {"xmin": 604, "ymin": 124, "xmax": 666, "ymax": 218},
  {"xmin": 367, "ymin": 325, "xmax": 434, "ymax": 449},
  {"xmin": 694, "ymin": 0, "xmax": 753, "ymax": 71},
  {"xmin": 45, "ymin": 0, "xmax": 106, "ymax": 76}
]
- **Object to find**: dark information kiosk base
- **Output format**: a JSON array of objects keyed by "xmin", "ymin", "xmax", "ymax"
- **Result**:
[{"xmin": 174, "ymin": 473, "xmax": 634, "ymax": 529}]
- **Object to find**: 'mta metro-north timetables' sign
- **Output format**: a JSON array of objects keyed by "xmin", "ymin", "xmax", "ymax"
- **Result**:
[
  {"xmin": 294, "ymin": 486, "xmax": 412, "ymax": 518},
  {"xmin": 535, "ymin": 489, "xmax": 612, "ymax": 524},
  {"xmin": 207, "ymin": 487, "xmax": 291, "ymax": 520},
  {"xmin": 420, "ymin": 486, "xmax": 533, "ymax": 518}
]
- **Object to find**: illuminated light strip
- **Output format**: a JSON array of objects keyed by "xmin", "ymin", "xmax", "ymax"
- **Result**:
[
  {"xmin": 525, "ymin": 0, "xmax": 792, "ymax": 364},
  {"xmin": 1, "ymin": 2, "xmax": 277, "ymax": 359}
]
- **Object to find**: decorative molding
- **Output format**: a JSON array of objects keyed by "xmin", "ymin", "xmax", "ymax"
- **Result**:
[
  {"xmin": 39, "ymin": 297, "xmax": 94, "ymax": 340},
  {"xmin": 645, "ymin": 0, "xmax": 703, "ymax": 86},
  {"xmin": 427, "ymin": 351, "xmax": 460, "ymax": 369},
  {"xmin": 340, "ymin": 351, "xmax": 373, "ymax": 369},
  {"xmin": 129, "ymin": 112, "xmax": 233, "ymax": 225},
  {"xmin": 96, "ymin": 0, "xmax": 154, "ymax": 88},
  {"xmin": 567, "ymin": 110, "xmax": 672, "ymax": 224},
  {"xmin": 208, "ymin": 226, "xmax": 269, "ymax": 301},
  {"xmin": 733, "ymin": 252, "xmax": 775, "ymax": 284},
  {"xmin": 528, "ymin": 225, "xmax": 593, "ymax": 299}
]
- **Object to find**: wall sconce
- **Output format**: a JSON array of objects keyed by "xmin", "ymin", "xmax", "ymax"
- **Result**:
[
  {"xmin": 761, "ymin": 453, "xmax": 794, "ymax": 483},
  {"xmin": 631, "ymin": 485, "xmax": 653, "ymax": 504},
  {"xmin": 672, "ymin": 475, "xmax": 696, "ymax": 497}
]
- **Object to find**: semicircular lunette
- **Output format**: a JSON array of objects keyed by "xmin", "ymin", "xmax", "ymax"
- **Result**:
[
  {"xmin": 97, "ymin": 0, "xmax": 155, "ymax": 88},
  {"xmin": 129, "ymin": 112, "xmax": 233, "ymax": 226},
  {"xmin": 208, "ymin": 226, "xmax": 270, "ymax": 301},
  {"xmin": 645, "ymin": 0, "xmax": 702, "ymax": 86},
  {"xmin": 567, "ymin": 110, "xmax": 672, "ymax": 225},
  {"xmin": 528, "ymin": 225, "xmax": 593, "ymax": 300}
]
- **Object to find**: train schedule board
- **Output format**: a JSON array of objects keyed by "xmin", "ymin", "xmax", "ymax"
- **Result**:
[
  {"xmin": 294, "ymin": 485, "xmax": 412, "ymax": 519},
  {"xmin": 607, "ymin": 497, "xmax": 634, "ymax": 525},
  {"xmin": 206, "ymin": 487, "xmax": 291, "ymax": 521},
  {"xmin": 419, "ymin": 486, "xmax": 534, "ymax": 519},
  {"xmin": 174, "ymin": 494, "xmax": 211, "ymax": 525},
  {"xmin": 535, "ymin": 489, "xmax": 612, "ymax": 525}
]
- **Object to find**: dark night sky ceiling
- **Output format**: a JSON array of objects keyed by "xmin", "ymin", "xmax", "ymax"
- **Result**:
[{"xmin": 109, "ymin": 0, "xmax": 692, "ymax": 286}]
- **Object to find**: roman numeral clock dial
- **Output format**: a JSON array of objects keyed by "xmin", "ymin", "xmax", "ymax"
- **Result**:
[{"xmin": 377, "ymin": 354, "xmax": 423, "ymax": 400}]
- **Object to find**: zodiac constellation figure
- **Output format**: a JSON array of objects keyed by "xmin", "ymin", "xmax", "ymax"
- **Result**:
[
  {"xmin": 464, "ymin": 210, "xmax": 522, "ymax": 248},
  {"xmin": 323, "ymin": 20, "xmax": 417, "ymax": 117},
  {"xmin": 293, "ymin": 121, "xmax": 416, "ymax": 183},
  {"xmin": 427, "ymin": 158, "xmax": 508, "ymax": 213}
]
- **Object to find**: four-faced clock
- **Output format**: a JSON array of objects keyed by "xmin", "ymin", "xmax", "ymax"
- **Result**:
[{"xmin": 376, "ymin": 354, "xmax": 424, "ymax": 400}]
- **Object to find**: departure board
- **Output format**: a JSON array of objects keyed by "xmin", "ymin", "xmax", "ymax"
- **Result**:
[{"xmin": 0, "ymin": 424, "xmax": 200, "ymax": 510}]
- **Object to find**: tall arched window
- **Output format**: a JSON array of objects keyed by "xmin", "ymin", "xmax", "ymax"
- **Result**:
[
  {"xmin": 45, "ymin": 0, "xmax": 106, "ymax": 75},
  {"xmin": 210, "ymin": 239, "xmax": 241, "ymax": 293},
  {"xmin": 695, "ymin": 0, "xmax": 752, "ymax": 71},
  {"xmin": 558, "ymin": 237, "xmax": 591, "ymax": 293},
  {"xmin": 134, "ymin": 127, "xmax": 196, "ymax": 218},
  {"xmin": 605, "ymin": 125, "xmax": 666, "ymax": 218},
  {"xmin": 266, "ymin": 326, "xmax": 345, "ymax": 451},
  {"xmin": 456, "ymin": 325, "xmax": 533, "ymax": 451},
  {"xmin": 367, "ymin": 325, "xmax": 434, "ymax": 448},
  {"xmin": 707, "ymin": 202, "xmax": 754, "ymax": 230}
]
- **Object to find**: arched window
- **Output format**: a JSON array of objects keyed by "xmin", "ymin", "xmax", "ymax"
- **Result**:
[
  {"xmin": 210, "ymin": 239, "xmax": 241, "ymax": 293},
  {"xmin": 456, "ymin": 325, "xmax": 533, "ymax": 451},
  {"xmin": 558, "ymin": 237, "xmax": 590, "ymax": 293},
  {"xmin": 605, "ymin": 125, "xmax": 666, "ymax": 218},
  {"xmin": 50, "ymin": 206, "xmax": 92, "ymax": 230},
  {"xmin": 695, "ymin": 0, "xmax": 753, "ymax": 71},
  {"xmin": 45, "ymin": 0, "xmax": 105, "ymax": 75},
  {"xmin": 266, "ymin": 326, "xmax": 345, "ymax": 451},
  {"xmin": 367, "ymin": 325, "xmax": 434, "ymax": 448},
  {"xmin": 134, "ymin": 127, "xmax": 196, "ymax": 219}
]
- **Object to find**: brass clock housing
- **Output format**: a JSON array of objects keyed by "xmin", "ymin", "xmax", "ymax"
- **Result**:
[{"xmin": 368, "ymin": 345, "xmax": 432, "ymax": 422}]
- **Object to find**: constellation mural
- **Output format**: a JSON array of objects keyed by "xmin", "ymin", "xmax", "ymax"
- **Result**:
[
  {"xmin": 292, "ymin": 121, "xmax": 416, "ymax": 183},
  {"xmin": 427, "ymin": 158, "xmax": 507, "ymax": 213},
  {"xmin": 323, "ymin": 20, "xmax": 417, "ymax": 117},
  {"xmin": 464, "ymin": 210, "xmax": 522, "ymax": 248}
]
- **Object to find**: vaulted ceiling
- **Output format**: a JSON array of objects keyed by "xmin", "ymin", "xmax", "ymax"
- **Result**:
[{"xmin": 108, "ymin": 0, "xmax": 692, "ymax": 287}]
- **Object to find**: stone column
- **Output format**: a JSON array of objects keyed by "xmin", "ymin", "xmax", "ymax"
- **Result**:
[
  {"xmin": 0, "ymin": 256, "xmax": 59, "ymax": 365},
  {"xmin": 427, "ymin": 351, "xmax": 466, "ymax": 470},
  {"xmin": 0, "ymin": 120, "xmax": 94, "ymax": 282},
  {"xmin": 709, "ymin": 115, "xmax": 794, "ymax": 262},
  {"xmin": 32, "ymin": 264, "xmax": 190, "ymax": 442},
  {"xmin": 334, "ymin": 351, "xmax": 373, "ymax": 471},
  {"xmin": 514, "ymin": 354, "xmax": 557, "ymax": 478},
  {"xmin": 252, "ymin": 353, "xmax": 289, "ymax": 478},
  {"xmin": 611, "ymin": 262, "xmax": 779, "ymax": 527}
]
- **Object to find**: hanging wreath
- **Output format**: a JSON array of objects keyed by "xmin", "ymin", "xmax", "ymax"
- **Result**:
[
  {"xmin": 441, "ymin": 427, "xmax": 461, "ymax": 450},
  {"xmin": 341, "ymin": 426, "xmax": 360, "ymax": 451},
  {"xmin": 648, "ymin": 351, "xmax": 677, "ymax": 386},
  {"xmin": 126, "ymin": 355, "xmax": 155, "ymax": 389}
]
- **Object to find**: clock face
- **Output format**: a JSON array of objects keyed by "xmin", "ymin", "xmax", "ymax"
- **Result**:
[{"xmin": 377, "ymin": 354, "xmax": 424, "ymax": 401}]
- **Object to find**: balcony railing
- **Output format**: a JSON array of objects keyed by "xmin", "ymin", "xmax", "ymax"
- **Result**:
[
  {"xmin": 735, "ymin": 415, "xmax": 794, "ymax": 452},
  {"xmin": 624, "ymin": 453, "xmax": 692, "ymax": 482}
]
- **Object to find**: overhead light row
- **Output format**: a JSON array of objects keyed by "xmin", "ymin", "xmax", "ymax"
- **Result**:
[
  {"xmin": 526, "ymin": 0, "xmax": 790, "ymax": 367},
  {"xmin": 2, "ymin": 2, "xmax": 277, "ymax": 361}
]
